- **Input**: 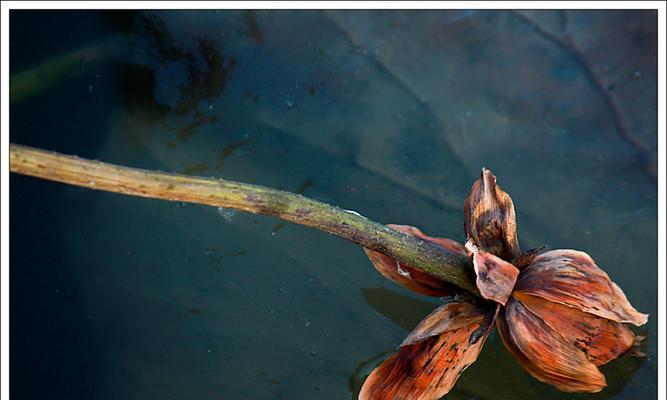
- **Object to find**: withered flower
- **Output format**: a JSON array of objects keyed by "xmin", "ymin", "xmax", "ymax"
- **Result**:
[{"xmin": 360, "ymin": 168, "xmax": 648, "ymax": 400}]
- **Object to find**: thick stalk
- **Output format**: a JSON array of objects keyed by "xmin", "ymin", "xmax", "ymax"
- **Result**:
[{"xmin": 9, "ymin": 143, "xmax": 478, "ymax": 294}]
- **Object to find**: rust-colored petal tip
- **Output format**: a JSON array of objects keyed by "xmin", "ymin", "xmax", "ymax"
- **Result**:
[
  {"xmin": 513, "ymin": 291, "xmax": 636, "ymax": 367},
  {"xmin": 515, "ymin": 249, "xmax": 649, "ymax": 326},
  {"xmin": 464, "ymin": 168, "xmax": 521, "ymax": 261},
  {"xmin": 498, "ymin": 298, "xmax": 607, "ymax": 393},
  {"xmin": 360, "ymin": 296, "xmax": 496, "ymax": 400}
]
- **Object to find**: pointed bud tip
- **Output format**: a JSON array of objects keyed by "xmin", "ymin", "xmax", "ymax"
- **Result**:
[
  {"xmin": 481, "ymin": 167, "xmax": 496, "ymax": 181},
  {"xmin": 464, "ymin": 168, "xmax": 521, "ymax": 260}
]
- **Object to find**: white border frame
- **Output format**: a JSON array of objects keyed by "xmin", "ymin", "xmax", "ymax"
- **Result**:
[
  {"xmin": 1, "ymin": 3, "xmax": 665, "ymax": 400},
  {"xmin": 1, "ymin": 1, "xmax": 665, "ymax": 10}
]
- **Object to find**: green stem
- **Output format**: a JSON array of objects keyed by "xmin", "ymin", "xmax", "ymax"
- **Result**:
[{"xmin": 9, "ymin": 143, "xmax": 478, "ymax": 294}]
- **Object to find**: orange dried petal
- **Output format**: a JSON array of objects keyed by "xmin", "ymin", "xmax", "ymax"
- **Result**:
[
  {"xmin": 497, "ymin": 298, "xmax": 607, "ymax": 393},
  {"xmin": 363, "ymin": 224, "xmax": 466, "ymax": 297},
  {"xmin": 463, "ymin": 168, "xmax": 521, "ymax": 261},
  {"xmin": 401, "ymin": 293, "xmax": 496, "ymax": 346},
  {"xmin": 514, "ymin": 292, "xmax": 635, "ymax": 366},
  {"xmin": 360, "ymin": 296, "xmax": 496, "ymax": 400},
  {"xmin": 466, "ymin": 240, "xmax": 519, "ymax": 305},
  {"xmin": 515, "ymin": 249, "xmax": 648, "ymax": 326}
]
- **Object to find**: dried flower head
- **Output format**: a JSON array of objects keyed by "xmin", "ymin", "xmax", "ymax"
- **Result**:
[{"xmin": 361, "ymin": 168, "xmax": 648, "ymax": 400}]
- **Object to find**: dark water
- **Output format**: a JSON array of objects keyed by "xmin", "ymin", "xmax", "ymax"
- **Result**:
[{"xmin": 10, "ymin": 10, "xmax": 657, "ymax": 399}]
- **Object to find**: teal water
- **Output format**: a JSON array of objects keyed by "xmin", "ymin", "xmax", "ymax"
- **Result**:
[{"xmin": 10, "ymin": 10, "xmax": 657, "ymax": 399}]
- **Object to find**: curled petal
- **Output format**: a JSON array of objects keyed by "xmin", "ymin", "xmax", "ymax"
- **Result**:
[
  {"xmin": 464, "ymin": 168, "xmax": 521, "ymax": 261},
  {"xmin": 363, "ymin": 224, "xmax": 467, "ymax": 297},
  {"xmin": 497, "ymin": 298, "xmax": 606, "ymax": 393},
  {"xmin": 514, "ymin": 292, "xmax": 635, "ymax": 366},
  {"xmin": 466, "ymin": 240, "xmax": 519, "ymax": 305},
  {"xmin": 515, "ymin": 249, "xmax": 648, "ymax": 326},
  {"xmin": 401, "ymin": 293, "xmax": 497, "ymax": 346},
  {"xmin": 360, "ymin": 295, "xmax": 496, "ymax": 400}
]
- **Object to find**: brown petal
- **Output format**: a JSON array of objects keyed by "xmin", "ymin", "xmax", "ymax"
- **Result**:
[
  {"xmin": 401, "ymin": 293, "xmax": 497, "ymax": 346},
  {"xmin": 466, "ymin": 240, "xmax": 519, "ymax": 305},
  {"xmin": 463, "ymin": 168, "xmax": 521, "ymax": 261},
  {"xmin": 497, "ymin": 297, "xmax": 607, "ymax": 393},
  {"xmin": 515, "ymin": 249, "xmax": 648, "ymax": 326},
  {"xmin": 513, "ymin": 292, "xmax": 635, "ymax": 366},
  {"xmin": 363, "ymin": 224, "xmax": 467, "ymax": 297},
  {"xmin": 360, "ymin": 296, "xmax": 496, "ymax": 400},
  {"xmin": 512, "ymin": 247, "xmax": 545, "ymax": 270}
]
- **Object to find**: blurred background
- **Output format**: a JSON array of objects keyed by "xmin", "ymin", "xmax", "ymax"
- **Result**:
[{"xmin": 10, "ymin": 10, "xmax": 657, "ymax": 400}]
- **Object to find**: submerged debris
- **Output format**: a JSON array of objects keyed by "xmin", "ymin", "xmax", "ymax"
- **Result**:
[{"xmin": 217, "ymin": 207, "xmax": 236, "ymax": 223}]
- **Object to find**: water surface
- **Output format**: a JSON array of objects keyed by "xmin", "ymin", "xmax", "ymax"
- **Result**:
[{"xmin": 10, "ymin": 10, "xmax": 657, "ymax": 399}]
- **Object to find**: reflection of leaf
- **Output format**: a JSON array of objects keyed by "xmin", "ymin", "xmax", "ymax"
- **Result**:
[
  {"xmin": 10, "ymin": 36, "xmax": 122, "ymax": 103},
  {"xmin": 511, "ymin": 10, "xmax": 656, "ymax": 180},
  {"xmin": 135, "ymin": 13, "xmax": 237, "ymax": 116},
  {"xmin": 243, "ymin": 10, "xmax": 264, "ymax": 44},
  {"xmin": 599, "ymin": 351, "xmax": 648, "ymax": 397},
  {"xmin": 360, "ymin": 287, "xmax": 438, "ymax": 332}
]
